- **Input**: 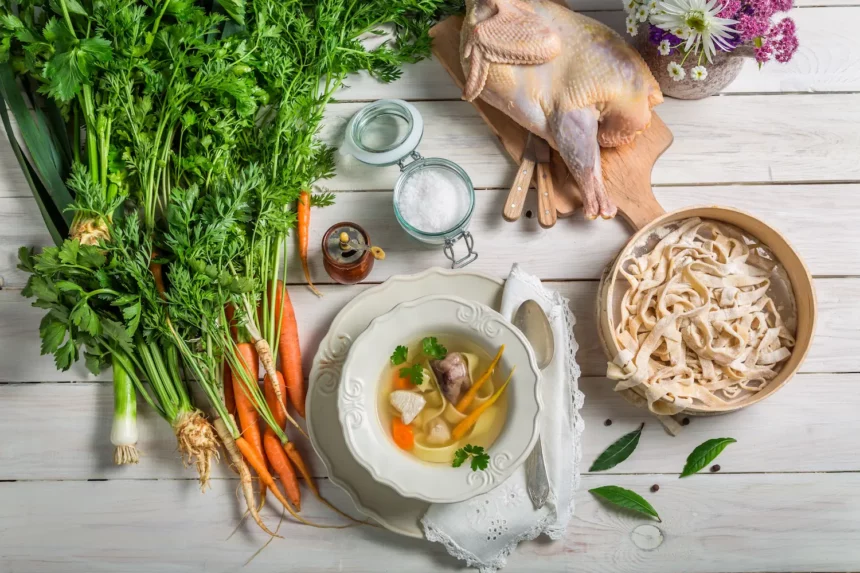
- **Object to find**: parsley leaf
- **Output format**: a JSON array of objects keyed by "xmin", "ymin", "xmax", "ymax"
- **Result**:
[
  {"xmin": 421, "ymin": 336, "xmax": 447, "ymax": 360},
  {"xmin": 452, "ymin": 444, "xmax": 490, "ymax": 472},
  {"xmin": 399, "ymin": 363, "xmax": 424, "ymax": 385},
  {"xmin": 390, "ymin": 345, "xmax": 408, "ymax": 366}
]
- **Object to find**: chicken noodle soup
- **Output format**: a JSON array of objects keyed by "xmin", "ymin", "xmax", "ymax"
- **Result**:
[{"xmin": 379, "ymin": 336, "xmax": 509, "ymax": 464}]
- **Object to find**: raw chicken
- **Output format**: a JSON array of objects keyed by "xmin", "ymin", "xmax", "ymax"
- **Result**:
[
  {"xmin": 390, "ymin": 390, "xmax": 426, "ymax": 425},
  {"xmin": 430, "ymin": 353, "xmax": 473, "ymax": 404},
  {"xmin": 461, "ymin": 0, "xmax": 663, "ymax": 219}
]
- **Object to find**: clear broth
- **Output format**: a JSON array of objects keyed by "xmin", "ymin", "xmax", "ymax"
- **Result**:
[{"xmin": 377, "ymin": 335, "xmax": 509, "ymax": 465}]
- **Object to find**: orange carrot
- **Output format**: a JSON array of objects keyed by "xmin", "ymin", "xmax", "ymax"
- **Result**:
[
  {"xmin": 264, "ymin": 371, "xmax": 301, "ymax": 509},
  {"xmin": 232, "ymin": 343, "xmax": 264, "ymax": 460},
  {"xmin": 298, "ymin": 191, "xmax": 322, "ymax": 297},
  {"xmin": 393, "ymin": 372, "xmax": 412, "ymax": 391},
  {"xmin": 274, "ymin": 280, "xmax": 306, "ymax": 417},
  {"xmin": 452, "ymin": 368, "xmax": 514, "ymax": 441},
  {"xmin": 238, "ymin": 436, "xmax": 346, "ymax": 528},
  {"xmin": 456, "ymin": 345, "xmax": 505, "ymax": 412},
  {"xmin": 264, "ymin": 430, "xmax": 301, "ymax": 510},
  {"xmin": 392, "ymin": 418, "xmax": 414, "ymax": 451}
]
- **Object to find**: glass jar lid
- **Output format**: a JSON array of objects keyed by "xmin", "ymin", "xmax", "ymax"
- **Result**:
[{"xmin": 340, "ymin": 99, "xmax": 424, "ymax": 166}]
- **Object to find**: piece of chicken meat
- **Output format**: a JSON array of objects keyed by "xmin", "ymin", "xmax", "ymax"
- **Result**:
[
  {"xmin": 460, "ymin": 0, "xmax": 663, "ymax": 219},
  {"xmin": 430, "ymin": 353, "xmax": 472, "ymax": 404}
]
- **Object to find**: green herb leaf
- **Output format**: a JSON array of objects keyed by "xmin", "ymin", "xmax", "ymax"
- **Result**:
[
  {"xmin": 390, "ymin": 345, "xmax": 408, "ymax": 366},
  {"xmin": 58, "ymin": 239, "xmax": 79, "ymax": 265},
  {"xmin": 39, "ymin": 318, "xmax": 66, "ymax": 355},
  {"xmin": 399, "ymin": 363, "xmax": 424, "ymax": 385},
  {"xmin": 54, "ymin": 338, "xmax": 77, "ymax": 371},
  {"xmin": 452, "ymin": 444, "xmax": 489, "ymax": 471},
  {"xmin": 590, "ymin": 423, "xmax": 644, "ymax": 472},
  {"xmin": 70, "ymin": 302, "xmax": 100, "ymax": 337},
  {"xmin": 680, "ymin": 438, "xmax": 737, "ymax": 478},
  {"xmin": 422, "ymin": 336, "xmax": 447, "ymax": 360},
  {"xmin": 590, "ymin": 486, "xmax": 661, "ymax": 521},
  {"xmin": 28, "ymin": 275, "xmax": 58, "ymax": 303}
]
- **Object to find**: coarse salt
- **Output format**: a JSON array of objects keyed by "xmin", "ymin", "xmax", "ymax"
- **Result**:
[{"xmin": 397, "ymin": 167, "xmax": 469, "ymax": 233}]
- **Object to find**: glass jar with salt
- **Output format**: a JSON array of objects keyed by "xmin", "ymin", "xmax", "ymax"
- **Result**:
[{"xmin": 340, "ymin": 99, "xmax": 477, "ymax": 268}]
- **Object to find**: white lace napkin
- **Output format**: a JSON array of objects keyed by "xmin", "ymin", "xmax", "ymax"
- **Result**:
[{"xmin": 422, "ymin": 264, "xmax": 584, "ymax": 572}]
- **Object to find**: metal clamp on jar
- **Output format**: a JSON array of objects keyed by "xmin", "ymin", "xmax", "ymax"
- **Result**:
[{"xmin": 340, "ymin": 99, "xmax": 478, "ymax": 269}]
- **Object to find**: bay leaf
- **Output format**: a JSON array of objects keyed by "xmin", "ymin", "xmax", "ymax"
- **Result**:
[
  {"xmin": 680, "ymin": 437, "xmax": 737, "ymax": 478},
  {"xmin": 589, "ymin": 485, "xmax": 661, "ymax": 521},
  {"xmin": 589, "ymin": 422, "xmax": 644, "ymax": 472}
]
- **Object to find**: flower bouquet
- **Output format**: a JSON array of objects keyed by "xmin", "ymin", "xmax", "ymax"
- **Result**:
[{"xmin": 623, "ymin": 0, "xmax": 800, "ymax": 99}]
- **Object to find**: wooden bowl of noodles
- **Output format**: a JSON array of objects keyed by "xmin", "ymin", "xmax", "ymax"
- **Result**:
[{"xmin": 597, "ymin": 206, "xmax": 816, "ymax": 417}]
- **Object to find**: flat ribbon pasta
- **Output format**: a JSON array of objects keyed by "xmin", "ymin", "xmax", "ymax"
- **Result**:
[{"xmin": 607, "ymin": 218, "xmax": 795, "ymax": 415}]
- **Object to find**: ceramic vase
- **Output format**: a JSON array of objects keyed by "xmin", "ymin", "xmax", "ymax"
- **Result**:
[{"xmin": 635, "ymin": 33, "xmax": 748, "ymax": 100}]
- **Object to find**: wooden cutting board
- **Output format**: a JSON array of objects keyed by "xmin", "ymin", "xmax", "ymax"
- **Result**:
[{"xmin": 429, "ymin": 15, "xmax": 674, "ymax": 231}]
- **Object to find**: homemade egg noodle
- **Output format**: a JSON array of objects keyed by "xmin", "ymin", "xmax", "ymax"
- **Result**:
[
  {"xmin": 379, "ymin": 336, "xmax": 509, "ymax": 464},
  {"xmin": 607, "ymin": 217, "xmax": 796, "ymax": 415}
]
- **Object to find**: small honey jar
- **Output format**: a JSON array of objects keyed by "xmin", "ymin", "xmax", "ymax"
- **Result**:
[{"xmin": 321, "ymin": 222, "xmax": 385, "ymax": 285}]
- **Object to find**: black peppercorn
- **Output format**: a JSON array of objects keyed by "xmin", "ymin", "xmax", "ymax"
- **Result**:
[
  {"xmin": 710, "ymin": 464, "xmax": 721, "ymax": 473},
  {"xmin": 650, "ymin": 484, "xmax": 660, "ymax": 493}
]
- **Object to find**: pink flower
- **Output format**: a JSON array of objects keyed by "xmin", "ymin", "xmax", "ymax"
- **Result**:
[
  {"xmin": 755, "ymin": 42, "xmax": 773, "ymax": 64},
  {"xmin": 772, "ymin": 17, "xmax": 799, "ymax": 62},
  {"xmin": 719, "ymin": 0, "xmax": 741, "ymax": 17},
  {"xmin": 772, "ymin": 0, "xmax": 794, "ymax": 12},
  {"xmin": 750, "ymin": 0, "xmax": 776, "ymax": 18},
  {"xmin": 737, "ymin": 13, "xmax": 770, "ymax": 41}
]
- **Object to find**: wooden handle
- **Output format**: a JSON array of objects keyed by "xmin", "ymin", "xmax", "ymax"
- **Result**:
[
  {"xmin": 503, "ymin": 158, "xmax": 535, "ymax": 222},
  {"xmin": 536, "ymin": 163, "xmax": 557, "ymax": 228}
]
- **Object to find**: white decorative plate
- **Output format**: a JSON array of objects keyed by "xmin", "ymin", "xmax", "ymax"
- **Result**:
[
  {"xmin": 307, "ymin": 268, "xmax": 504, "ymax": 538},
  {"xmin": 338, "ymin": 295, "xmax": 542, "ymax": 504}
]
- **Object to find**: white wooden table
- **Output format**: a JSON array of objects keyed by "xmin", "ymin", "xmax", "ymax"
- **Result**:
[{"xmin": 2, "ymin": 4, "xmax": 860, "ymax": 572}]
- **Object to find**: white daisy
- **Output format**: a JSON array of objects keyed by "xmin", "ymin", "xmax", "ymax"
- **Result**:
[
  {"xmin": 673, "ymin": 26, "xmax": 690, "ymax": 39},
  {"xmin": 648, "ymin": 0, "xmax": 659, "ymax": 11},
  {"xmin": 652, "ymin": 0, "xmax": 738, "ymax": 62},
  {"xmin": 667, "ymin": 61, "xmax": 686, "ymax": 81},
  {"xmin": 658, "ymin": 39, "xmax": 672, "ymax": 56},
  {"xmin": 627, "ymin": 22, "xmax": 639, "ymax": 36},
  {"xmin": 691, "ymin": 65, "xmax": 708, "ymax": 81},
  {"xmin": 626, "ymin": 13, "xmax": 638, "ymax": 27},
  {"xmin": 624, "ymin": 0, "xmax": 638, "ymax": 12},
  {"xmin": 636, "ymin": 4, "xmax": 650, "ymax": 21}
]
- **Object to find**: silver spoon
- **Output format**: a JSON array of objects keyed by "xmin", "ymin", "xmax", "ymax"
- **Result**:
[{"xmin": 512, "ymin": 300, "xmax": 554, "ymax": 510}]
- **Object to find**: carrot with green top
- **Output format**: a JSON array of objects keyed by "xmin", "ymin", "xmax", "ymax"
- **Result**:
[
  {"xmin": 298, "ymin": 190, "xmax": 322, "ymax": 297},
  {"xmin": 452, "ymin": 366, "xmax": 516, "ymax": 441},
  {"xmin": 456, "ymin": 345, "xmax": 505, "ymax": 412},
  {"xmin": 273, "ymin": 280, "xmax": 306, "ymax": 417},
  {"xmin": 264, "ymin": 371, "xmax": 301, "ymax": 509}
]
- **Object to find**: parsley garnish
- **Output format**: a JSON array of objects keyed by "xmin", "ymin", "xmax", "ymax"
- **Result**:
[
  {"xmin": 399, "ymin": 363, "xmax": 424, "ymax": 385},
  {"xmin": 421, "ymin": 336, "xmax": 448, "ymax": 360},
  {"xmin": 452, "ymin": 444, "xmax": 490, "ymax": 471},
  {"xmin": 390, "ymin": 345, "xmax": 408, "ymax": 366}
]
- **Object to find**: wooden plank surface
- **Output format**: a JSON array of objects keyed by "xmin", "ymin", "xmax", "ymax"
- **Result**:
[
  {"xmin": 2, "ymin": 373, "xmax": 858, "ymax": 480},
  {"xmin": 339, "ymin": 7, "xmax": 860, "ymax": 101},
  {"xmin": 5, "ymin": 183, "xmax": 860, "ymax": 287},
  {"xmin": 1, "ymin": 276, "xmax": 857, "ymax": 383},
  {"xmin": 320, "ymin": 95, "xmax": 860, "ymax": 192},
  {"xmin": 3, "ymin": 474, "xmax": 860, "ymax": 573},
  {"xmin": 3, "ymin": 1, "xmax": 860, "ymax": 571}
]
